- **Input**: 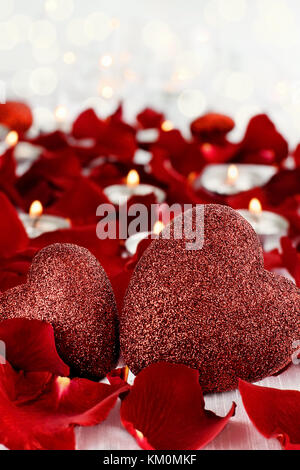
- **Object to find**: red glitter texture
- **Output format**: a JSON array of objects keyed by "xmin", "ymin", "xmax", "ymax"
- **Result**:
[
  {"xmin": 0, "ymin": 243, "xmax": 119, "ymax": 379},
  {"xmin": 121, "ymin": 204, "xmax": 300, "ymax": 393}
]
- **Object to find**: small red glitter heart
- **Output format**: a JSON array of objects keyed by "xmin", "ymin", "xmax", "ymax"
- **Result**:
[
  {"xmin": 121, "ymin": 205, "xmax": 300, "ymax": 393},
  {"xmin": 0, "ymin": 243, "xmax": 119, "ymax": 379}
]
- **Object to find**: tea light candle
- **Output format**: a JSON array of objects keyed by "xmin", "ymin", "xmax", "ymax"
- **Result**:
[
  {"xmin": 136, "ymin": 128, "xmax": 159, "ymax": 144},
  {"xmin": 238, "ymin": 198, "xmax": 289, "ymax": 251},
  {"xmin": 198, "ymin": 164, "xmax": 277, "ymax": 195},
  {"xmin": 18, "ymin": 200, "xmax": 71, "ymax": 238},
  {"xmin": 54, "ymin": 105, "xmax": 70, "ymax": 132},
  {"xmin": 104, "ymin": 170, "xmax": 166, "ymax": 206},
  {"xmin": 125, "ymin": 220, "xmax": 164, "ymax": 255}
]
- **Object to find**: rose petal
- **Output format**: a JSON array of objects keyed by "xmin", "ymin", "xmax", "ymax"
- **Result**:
[
  {"xmin": 120, "ymin": 362, "xmax": 236, "ymax": 450},
  {"xmin": 136, "ymin": 108, "xmax": 164, "ymax": 129},
  {"xmin": 237, "ymin": 114, "xmax": 288, "ymax": 164},
  {"xmin": 0, "ymin": 362, "xmax": 129, "ymax": 450},
  {"xmin": 72, "ymin": 109, "xmax": 136, "ymax": 162},
  {"xmin": 280, "ymin": 237, "xmax": 300, "ymax": 287},
  {"xmin": 0, "ymin": 148, "xmax": 22, "ymax": 205},
  {"xmin": 239, "ymin": 379, "xmax": 300, "ymax": 449},
  {"xmin": 47, "ymin": 177, "xmax": 111, "ymax": 225},
  {"xmin": 0, "ymin": 192, "xmax": 29, "ymax": 258},
  {"xmin": 264, "ymin": 169, "xmax": 300, "ymax": 206},
  {"xmin": 0, "ymin": 101, "xmax": 33, "ymax": 133},
  {"xmin": 0, "ymin": 318, "xmax": 69, "ymax": 376}
]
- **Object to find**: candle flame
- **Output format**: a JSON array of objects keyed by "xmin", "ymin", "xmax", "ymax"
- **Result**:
[
  {"xmin": 5, "ymin": 130, "xmax": 18, "ymax": 147},
  {"xmin": 226, "ymin": 164, "xmax": 239, "ymax": 185},
  {"xmin": 56, "ymin": 376, "xmax": 71, "ymax": 394},
  {"xmin": 153, "ymin": 221, "xmax": 165, "ymax": 235},
  {"xmin": 135, "ymin": 429, "xmax": 144, "ymax": 440},
  {"xmin": 54, "ymin": 105, "xmax": 68, "ymax": 122},
  {"xmin": 161, "ymin": 120, "xmax": 173, "ymax": 132},
  {"xmin": 100, "ymin": 54, "xmax": 113, "ymax": 68},
  {"xmin": 126, "ymin": 169, "xmax": 140, "ymax": 187},
  {"xmin": 29, "ymin": 200, "xmax": 43, "ymax": 218},
  {"xmin": 249, "ymin": 198, "xmax": 262, "ymax": 215},
  {"xmin": 123, "ymin": 366, "xmax": 129, "ymax": 382}
]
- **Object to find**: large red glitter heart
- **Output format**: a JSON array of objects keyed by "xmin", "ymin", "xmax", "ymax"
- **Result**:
[
  {"xmin": 121, "ymin": 205, "xmax": 300, "ymax": 393},
  {"xmin": 0, "ymin": 243, "xmax": 119, "ymax": 379}
]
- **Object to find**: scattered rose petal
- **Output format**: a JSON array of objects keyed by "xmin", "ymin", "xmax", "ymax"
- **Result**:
[
  {"xmin": 0, "ymin": 318, "xmax": 69, "ymax": 376},
  {"xmin": 239, "ymin": 379, "xmax": 300, "ymax": 450},
  {"xmin": 0, "ymin": 361, "xmax": 129, "ymax": 450},
  {"xmin": 120, "ymin": 362, "xmax": 236, "ymax": 450},
  {"xmin": 0, "ymin": 192, "xmax": 28, "ymax": 258},
  {"xmin": 137, "ymin": 108, "xmax": 164, "ymax": 129},
  {"xmin": 237, "ymin": 114, "xmax": 288, "ymax": 164}
]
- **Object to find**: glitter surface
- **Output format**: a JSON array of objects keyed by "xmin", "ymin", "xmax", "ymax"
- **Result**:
[
  {"xmin": 121, "ymin": 205, "xmax": 300, "ymax": 393},
  {"xmin": 0, "ymin": 243, "xmax": 119, "ymax": 379}
]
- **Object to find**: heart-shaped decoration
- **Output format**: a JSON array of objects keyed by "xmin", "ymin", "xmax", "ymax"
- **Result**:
[
  {"xmin": 0, "ymin": 243, "xmax": 119, "ymax": 379},
  {"xmin": 121, "ymin": 205, "xmax": 300, "ymax": 393}
]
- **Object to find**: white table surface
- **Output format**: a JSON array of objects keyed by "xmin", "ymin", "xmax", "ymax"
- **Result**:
[{"xmin": 75, "ymin": 362, "xmax": 299, "ymax": 451}]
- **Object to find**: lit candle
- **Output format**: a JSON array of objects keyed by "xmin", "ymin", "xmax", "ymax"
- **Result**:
[
  {"xmin": 18, "ymin": 200, "xmax": 71, "ymax": 238},
  {"xmin": 238, "ymin": 198, "xmax": 289, "ymax": 251},
  {"xmin": 54, "ymin": 105, "xmax": 69, "ymax": 131},
  {"xmin": 103, "ymin": 170, "xmax": 166, "ymax": 206},
  {"xmin": 125, "ymin": 220, "xmax": 164, "ymax": 255},
  {"xmin": 5, "ymin": 130, "xmax": 19, "ymax": 147},
  {"xmin": 198, "ymin": 164, "xmax": 277, "ymax": 195},
  {"xmin": 161, "ymin": 120, "xmax": 174, "ymax": 132},
  {"xmin": 0, "ymin": 130, "xmax": 19, "ymax": 155},
  {"xmin": 136, "ymin": 128, "xmax": 159, "ymax": 144}
]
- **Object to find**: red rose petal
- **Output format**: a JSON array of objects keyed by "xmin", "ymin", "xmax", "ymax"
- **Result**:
[
  {"xmin": 47, "ymin": 177, "xmax": 111, "ymax": 225},
  {"xmin": 72, "ymin": 109, "xmax": 136, "ymax": 162},
  {"xmin": 0, "ymin": 192, "xmax": 29, "ymax": 258},
  {"xmin": 280, "ymin": 237, "xmax": 300, "ymax": 287},
  {"xmin": 239, "ymin": 379, "xmax": 300, "ymax": 449},
  {"xmin": 0, "ymin": 101, "xmax": 33, "ymax": 133},
  {"xmin": 237, "ymin": 114, "xmax": 288, "ymax": 164},
  {"xmin": 137, "ymin": 108, "xmax": 164, "ymax": 129},
  {"xmin": 120, "ymin": 362, "xmax": 236, "ymax": 450},
  {"xmin": 0, "ymin": 318, "xmax": 69, "ymax": 376},
  {"xmin": 0, "ymin": 361, "xmax": 129, "ymax": 450},
  {"xmin": 107, "ymin": 367, "xmax": 130, "ymax": 388},
  {"xmin": 0, "ymin": 148, "xmax": 22, "ymax": 205}
]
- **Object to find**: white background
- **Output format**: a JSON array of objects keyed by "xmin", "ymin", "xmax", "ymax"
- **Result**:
[{"xmin": 1, "ymin": 0, "xmax": 300, "ymax": 146}]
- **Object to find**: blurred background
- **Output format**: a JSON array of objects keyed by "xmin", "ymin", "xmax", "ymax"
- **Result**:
[{"xmin": 1, "ymin": 0, "xmax": 300, "ymax": 144}]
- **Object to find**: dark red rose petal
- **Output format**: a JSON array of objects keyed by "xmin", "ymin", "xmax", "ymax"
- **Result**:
[
  {"xmin": 28, "ymin": 130, "xmax": 68, "ymax": 151},
  {"xmin": 120, "ymin": 362, "xmax": 236, "ymax": 450},
  {"xmin": 136, "ymin": 108, "xmax": 164, "ymax": 129},
  {"xmin": 237, "ymin": 114, "xmax": 288, "ymax": 164},
  {"xmin": 47, "ymin": 177, "xmax": 111, "ymax": 225},
  {"xmin": 264, "ymin": 169, "xmax": 300, "ymax": 206},
  {"xmin": 72, "ymin": 108, "xmax": 102, "ymax": 140},
  {"xmin": 280, "ymin": 237, "xmax": 300, "ymax": 287},
  {"xmin": 0, "ymin": 361, "xmax": 129, "ymax": 450},
  {"xmin": 239, "ymin": 379, "xmax": 300, "ymax": 449},
  {"xmin": 263, "ymin": 249, "xmax": 282, "ymax": 272},
  {"xmin": 0, "ymin": 318, "xmax": 69, "ymax": 376},
  {"xmin": 0, "ymin": 148, "xmax": 22, "ymax": 205},
  {"xmin": 0, "ymin": 192, "xmax": 29, "ymax": 258},
  {"xmin": 107, "ymin": 367, "xmax": 130, "ymax": 388},
  {"xmin": 72, "ymin": 109, "xmax": 136, "ymax": 162},
  {"xmin": 17, "ymin": 148, "xmax": 81, "ymax": 209}
]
